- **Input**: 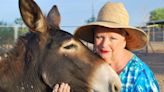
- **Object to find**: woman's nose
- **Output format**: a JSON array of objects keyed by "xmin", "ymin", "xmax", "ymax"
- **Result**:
[{"xmin": 101, "ymin": 38, "xmax": 110, "ymax": 48}]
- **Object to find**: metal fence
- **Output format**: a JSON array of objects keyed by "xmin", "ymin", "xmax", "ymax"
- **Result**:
[{"xmin": 144, "ymin": 26, "xmax": 164, "ymax": 42}]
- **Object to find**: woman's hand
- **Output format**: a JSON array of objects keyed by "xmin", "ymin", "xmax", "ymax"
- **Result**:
[{"xmin": 53, "ymin": 83, "xmax": 70, "ymax": 92}]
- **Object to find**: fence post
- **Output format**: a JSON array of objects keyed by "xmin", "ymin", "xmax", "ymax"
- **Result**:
[
  {"xmin": 163, "ymin": 28, "xmax": 164, "ymax": 42},
  {"xmin": 146, "ymin": 27, "xmax": 150, "ymax": 53},
  {"xmin": 152, "ymin": 27, "xmax": 155, "ymax": 41},
  {"xmin": 14, "ymin": 26, "xmax": 18, "ymax": 42}
]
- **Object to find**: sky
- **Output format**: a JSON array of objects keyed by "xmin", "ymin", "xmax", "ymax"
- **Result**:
[{"xmin": 0, "ymin": 0, "xmax": 164, "ymax": 34}]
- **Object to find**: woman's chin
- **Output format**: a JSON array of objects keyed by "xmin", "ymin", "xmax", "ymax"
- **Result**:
[{"xmin": 101, "ymin": 56, "xmax": 112, "ymax": 63}]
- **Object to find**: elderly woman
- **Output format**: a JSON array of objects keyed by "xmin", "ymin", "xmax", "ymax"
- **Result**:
[{"xmin": 53, "ymin": 2, "xmax": 160, "ymax": 92}]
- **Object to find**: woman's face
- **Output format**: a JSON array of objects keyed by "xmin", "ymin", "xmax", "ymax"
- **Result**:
[{"xmin": 94, "ymin": 27, "xmax": 127, "ymax": 64}]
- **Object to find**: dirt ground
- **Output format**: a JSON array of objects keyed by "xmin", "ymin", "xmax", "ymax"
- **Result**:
[{"xmin": 137, "ymin": 42, "xmax": 164, "ymax": 91}]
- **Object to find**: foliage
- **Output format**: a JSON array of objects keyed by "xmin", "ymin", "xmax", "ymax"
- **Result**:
[
  {"xmin": 150, "ymin": 8, "xmax": 164, "ymax": 21},
  {"xmin": 18, "ymin": 27, "xmax": 28, "ymax": 36},
  {"xmin": 0, "ymin": 26, "xmax": 28, "ymax": 46},
  {"xmin": 0, "ymin": 27, "xmax": 14, "ymax": 45},
  {"xmin": 0, "ymin": 21, "xmax": 7, "ymax": 25},
  {"xmin": 14, "ymin": 17, "xmax": 24, "ymax": 26},
  {"xmin": 0, "ymin": 18, "xmax": 27, "ymax": 47},
  {"xmin": 86, "ymin": 16, "xmax": 96, "ymax": 23}
]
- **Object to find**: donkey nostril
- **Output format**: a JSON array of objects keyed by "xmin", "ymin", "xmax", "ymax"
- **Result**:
[
  {"xmin": 114, "ymin": 85, "xmax": 119, "ymax": 92},
  {"xmin": 112, "ymin": 83, "xmax": 120, "ymax": 92}
]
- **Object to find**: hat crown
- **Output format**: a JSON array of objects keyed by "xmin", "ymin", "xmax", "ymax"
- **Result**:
[{"xmin": 97, "ymin": 2, "xmax": 129, "ymax": 26}]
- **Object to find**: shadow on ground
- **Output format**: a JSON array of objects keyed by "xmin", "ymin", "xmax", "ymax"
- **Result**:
[{"xmin": 137, "ymin": 52, "xmax": 164, "ymax": 91}]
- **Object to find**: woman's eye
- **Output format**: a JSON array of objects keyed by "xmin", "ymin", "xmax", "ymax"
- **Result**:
[
  {"xmin": 95, "ymin": 35, "xmax": 102, "ymax": 39},
  {"xmin": 110, "ymin": 37, "xmax": 116, "ymax": 40}
]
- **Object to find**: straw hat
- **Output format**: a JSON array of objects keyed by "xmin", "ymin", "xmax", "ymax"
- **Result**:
[{"xmin": 74, "ymin": 2, "xmax": 148, "ymax": 51}]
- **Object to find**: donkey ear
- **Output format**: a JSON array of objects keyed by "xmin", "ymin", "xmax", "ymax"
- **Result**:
[
  {"xmin": 19, "ymin": 0, "xmax": 48, "ymax": 33},
  {"xmin": 47, "ymin": 5, "xmax": 61, "ymax": 30}
]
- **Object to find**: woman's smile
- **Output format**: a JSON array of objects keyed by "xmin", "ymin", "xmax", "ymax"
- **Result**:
[{"xmin": 99, "ymin": 49, "xmax": 110, "ymax": 54}]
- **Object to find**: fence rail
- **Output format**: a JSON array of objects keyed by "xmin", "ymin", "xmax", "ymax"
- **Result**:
[{"xmin": 0, "ymin": 26, "xmax": 164, "ymax": 54}]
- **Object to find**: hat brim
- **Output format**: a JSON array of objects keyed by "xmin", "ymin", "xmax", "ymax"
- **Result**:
[{"xmin": 74, "ymin": 22, "xmax": 148, "ymax": 51}]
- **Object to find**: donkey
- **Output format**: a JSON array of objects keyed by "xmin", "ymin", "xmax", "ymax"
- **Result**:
[{"xmin": 0, "ymin": 0, "xmax": 121, "ymax": 92}]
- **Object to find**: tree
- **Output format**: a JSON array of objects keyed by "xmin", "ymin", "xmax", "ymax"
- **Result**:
[
  {"xmin": 0, "ymin": 21, "xmax": 7, "ymax": 26},
  {"xmin": 150, "ymin": 8, "xmax": 164, "ymax": 21},
  {"xmin": 86, "ymin": 16, "xmax": 96, "ymax": 23},
  {"xmin": 14, "ymin": 17, "xmax": 28, "ymax": 36},
  {"xmin": 14, "ymin": 17, "xmax": 24, "ymax": 26}
]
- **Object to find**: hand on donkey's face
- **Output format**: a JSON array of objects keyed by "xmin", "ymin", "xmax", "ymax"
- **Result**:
[{"xmin": 53, "ymin": 83, "xmax": 70, "ymax": 92}]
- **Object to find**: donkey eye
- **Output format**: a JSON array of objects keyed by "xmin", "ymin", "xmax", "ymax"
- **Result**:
[{"xmin": 64, "ymin": 44, "xmax": 76, "ymax": 49}]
